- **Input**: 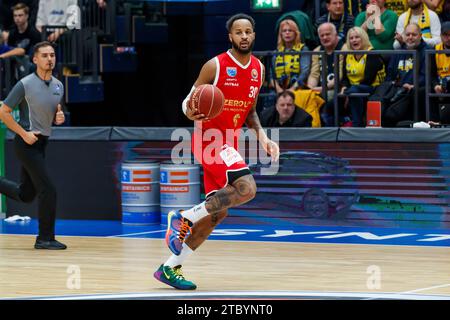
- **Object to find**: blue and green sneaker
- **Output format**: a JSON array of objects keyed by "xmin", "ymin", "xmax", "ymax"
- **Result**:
[{"xmin": 153, "ymin": 264, "xmax": 197, "ymax": 290}]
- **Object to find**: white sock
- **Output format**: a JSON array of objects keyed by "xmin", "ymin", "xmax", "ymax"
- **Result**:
[
  {"xmin": 164, "ymin": 243, "xmax": 194, "ymax": 268},
  {"xmin": 181, "ymin": 201, "xmax": 209, "ymax": 224}
]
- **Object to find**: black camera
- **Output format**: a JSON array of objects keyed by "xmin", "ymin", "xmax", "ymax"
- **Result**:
[
  {"xmin": 290, "ymin": 75, "xmax": 299, "ymax": 86},
  {"xmin": 390, "ymin": 87, "xmax": 408, "ymax": 103},
  {"xmin": 278, "ymin": 75, "xmax": 299, "ymax": 89}
]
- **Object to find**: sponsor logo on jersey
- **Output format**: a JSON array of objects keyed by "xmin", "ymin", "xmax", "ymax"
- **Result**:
[
  {"xmin": 227, "ymin": 67, "xmax": 237, "ymax": 77},
  {"xmin": 224, "ymin": 82, "xmax": 239, "ymax": 87},
  {"xmin": 251, "ymin": 68, "xmax": 258, "ymax": 79},
  {"xmin": 224, "ymin": 99, "xmax": 252, "ymax": 107}
]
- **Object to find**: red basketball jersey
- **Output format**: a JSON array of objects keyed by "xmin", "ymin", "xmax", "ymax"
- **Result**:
[
  {"xmin": 195, "ymin": 51, "xmax": 264, "ymax": 147},
  {"xmin": 192, "ymin": 51, "xmax": 263, "ymax": 194}
]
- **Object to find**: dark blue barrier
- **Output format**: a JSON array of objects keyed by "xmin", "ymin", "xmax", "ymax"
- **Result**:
[
  {"xmin": 252, "ymin": 49, "xmax": 424, "ymax": 127},
  {"xmin": 5, "ymin": 126, "xmax": 450, "ymax": 142},
  {"xmin": 333, "ymin": 49, "xmax": 419, "ymax": 126},
  {"xmin": 3, "ymin": 127, "xmax": 450, "ymax": 230}
]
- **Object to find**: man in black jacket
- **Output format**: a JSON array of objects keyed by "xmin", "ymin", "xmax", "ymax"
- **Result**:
[
  {"xmin": 0, "ymin": 3, "xmax": 41, "ymax": 79},
  {"xmin": 260, "ymin": 90, "xmax": 312, "ymax": 127},
  {"xmin": 315, "ymin": 0, "xmax": 355, "ymax": 42},
  {"xmin": 370, "ymin": 23, "xmax": 428, "ymax": 126},
  {"xmin": 0, "ymin": 0, "xmax": 38, "ymax": 34},
  {"xmin": 386, "ymin": 23, "xmax": 427, "ymax": 90}
]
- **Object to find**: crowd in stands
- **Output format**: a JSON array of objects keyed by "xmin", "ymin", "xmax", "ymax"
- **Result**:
[
  {"xmin": 0, "ymin": 0, "xmax": 106, "ymax": 88},
  {"xmin": 263, "ymin": 0, "xmax": 450, "ymax": 128},
  {"xmin": 0, "ymin": 1, "xmax": 75, "ymax": 58},
  {"xmin": 0, "ymin": 0, "xmax": 449, "ymax": 129}
]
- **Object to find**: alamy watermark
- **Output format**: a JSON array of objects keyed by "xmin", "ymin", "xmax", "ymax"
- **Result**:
[
  {"xmin": 66, "ymin": 265, "xmax": 81, "ymax": 290},
  {"xmin": 170, "ymin": 125, "xmax": 280, "ymax": 175},
  {"xmin": 366, "ymin": 265, "xmax": 381, "ymax": 290}
]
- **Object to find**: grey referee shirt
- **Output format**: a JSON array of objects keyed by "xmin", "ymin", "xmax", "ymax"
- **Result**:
[{"xmin": 3, "ymin": 72, "xmax": 64, "ymax": 137}]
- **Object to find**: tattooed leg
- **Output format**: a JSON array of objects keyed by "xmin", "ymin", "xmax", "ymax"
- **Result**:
[
  {"xmin": 185, "ymin": 209, "xmax": 227, "ymax": 250},
  {"xmin": 205, "ymin": 174, "xmax": 256, "ymax": 219},
  {"xmin": 185, "ymin": 174, "xmax": 257, "ymax": 250}
]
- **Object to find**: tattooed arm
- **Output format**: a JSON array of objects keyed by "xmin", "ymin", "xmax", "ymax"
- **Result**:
[
  {"xmin": 245, "ymin": 105, "xmax": 266, "ymax": 143},
  {"xmin": 245, "ymin": 106, "xmax": 280, "ymax": 162},
  {"xmin": 245, "ymin": 62, "xmax": 280, "ymax": 161},
  {"xmin": 244, "ymin": 63, "xmax": 267, "ymax": 143}
]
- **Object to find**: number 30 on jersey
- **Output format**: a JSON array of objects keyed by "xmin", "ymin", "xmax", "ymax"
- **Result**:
[{"xmin": 249, "ymin": 86, "xmax": 258, "ymax": 98}]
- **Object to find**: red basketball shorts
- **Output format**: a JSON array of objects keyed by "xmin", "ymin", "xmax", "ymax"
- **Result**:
[{"xmin": 193, "ymin": 140, "xmax": 250, "ymax": 198}]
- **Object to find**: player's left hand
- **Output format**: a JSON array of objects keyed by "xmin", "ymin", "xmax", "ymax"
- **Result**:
[
  {"xmin": 54, "ymin": 104, "xmax": 65, "ymax": 125},
  {"xmin": 263, "ymin": 139, "xmax": 279, "ymax": 162},
  {"xmin": 186, "ymin": 99, "xmax": 208, "ymax": 121}
]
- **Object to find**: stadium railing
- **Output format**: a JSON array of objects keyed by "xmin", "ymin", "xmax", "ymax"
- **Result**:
[
  {"xmin": 425, "ymin": 49, "xmax": 450, "ymax": 122},
  {"xmin": 254, "ymin": 49, "xmax": 422, "ymax": 127}
]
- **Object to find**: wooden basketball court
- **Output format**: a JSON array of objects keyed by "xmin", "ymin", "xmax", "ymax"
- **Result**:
[{"xmin": 1, "ymin": 234, "xmax": 449, "ymax": 299}]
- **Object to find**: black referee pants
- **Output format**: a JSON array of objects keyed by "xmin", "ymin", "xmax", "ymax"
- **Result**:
[{"xmin": 0, "ymin": 134, "xmax": 57, "ymax": 241}]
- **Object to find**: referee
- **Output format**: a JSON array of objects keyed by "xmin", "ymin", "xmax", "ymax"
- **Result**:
[{"xmin": 0, "ymin": 41, "xmax": 66, "ymax": 250}]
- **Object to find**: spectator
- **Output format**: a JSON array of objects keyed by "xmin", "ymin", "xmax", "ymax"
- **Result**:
[
  {"xmin": 393, "ymin": 0, "xmax": 441, "ymax": 49},
  {"xmin": 275, "ymin": 10, "xmax": 318, "ymax": 50},
  {"xmin": 35, "ymin": 0, "xmax": 77, "ymax": 42},
  {"xmin": 0, "ymin": 3, "xmax": 40, "ymax": 60},
  {"xmin": 430, "ymin": 21, "xmax": 450, "ymax": 122},
  {"xmin": 271, "ymin": 19, "xmax": 311, "ymax": 94},
  {"xmin": 307, "ymin": 22, "xmax": 347, "ymax": 126},
  {"xmin": 260, "ymin": 90, "xmax": 312, "ymax": 127},
  {"xmin": 313, "ymin": 0, "xmax": 369, "ymax": 20},
  {"xmin": 0, "ymin": 0, "xmax": 38, "ymax": 34},
  {"xmin": 340, "ymin": 26, "xmax": 386, "ymax": 127},
  {"xmin": 385, "ymin": 0, "xmax": 409, "ymax": 15},
  {"xmin": 423, "ymin": 0, "xmax": 445, "ymax": 17},
  {"xmin": 97, "ymin": 0, "xmax": 107, "ymax": 9},
  {"xmin": 355, "ymin": 0, "xmax": 399, "ymax": 50},
  {"xmin": 316, "ymin": 0, "xmax": 355, "ymax": 43},
  {"xmin": 0, "ymin": 33, "xmax": 10, "ymax": 53},
  {"xmin": 346, "ymin": 0, "xmax": 370, "ymax": 17},
  {"xmin": 441, "ymin": 0, "xmax": 450, "ymax": 22},
  {"xmin": 370, "ymin": 23, "xmax": 428, "ymax": 126},
  {"xmin": 301, "ymin": 0, "xmax": 320, "ymax": 20}
]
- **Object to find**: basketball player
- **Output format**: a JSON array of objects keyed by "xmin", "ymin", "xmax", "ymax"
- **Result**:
[{"xmin": 154, "ymin": 13, "xmax": 280, "ymax": 290}]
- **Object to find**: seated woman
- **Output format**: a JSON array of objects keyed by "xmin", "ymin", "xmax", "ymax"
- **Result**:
[
  {"xmin": 340, "ymin": 26, "xmax": 386, "ymax": 127},
  {"xmin": 271, "ymin": 19, "xmax": 311, "ymax": 94}
]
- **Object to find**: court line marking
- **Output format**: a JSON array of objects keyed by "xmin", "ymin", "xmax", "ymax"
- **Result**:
[
  {"xmin": 106, "ymin": 230, "xmax": 166, "ymax": 238},
  {"xmin": 106, "ymin": 234, "xmax": 450, "ymax": 248},
  {"xmin": 0, "ymin": 233, "xmax": 115, "ymax": 239},
  {"xmin": 10, "ymin": 290, "xmax": 450, "ymax": 300},
  {"xmin": 0, "ymin": 229, "xmax": 450, "ymax": 250},
  {"xmin": 402, "ymin": 283, "xmax": 450, "ymax": 294},
  {"xmin": 1, "ymin": 233, "xmax": 449, "ymax": 248},
  {"xmin": 363, "ymin": 283, "xmax": 450, "ymax": 300}
]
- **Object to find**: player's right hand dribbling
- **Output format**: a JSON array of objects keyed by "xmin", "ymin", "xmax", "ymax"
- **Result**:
[{"xmin": 186, "ymin": 99, "xmax": 208, "ymax": 121}]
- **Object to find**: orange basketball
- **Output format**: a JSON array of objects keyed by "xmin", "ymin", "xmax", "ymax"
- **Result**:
[{"xmin": 190, "ymin": 84, "xmax": 224, "ymax": 119}]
